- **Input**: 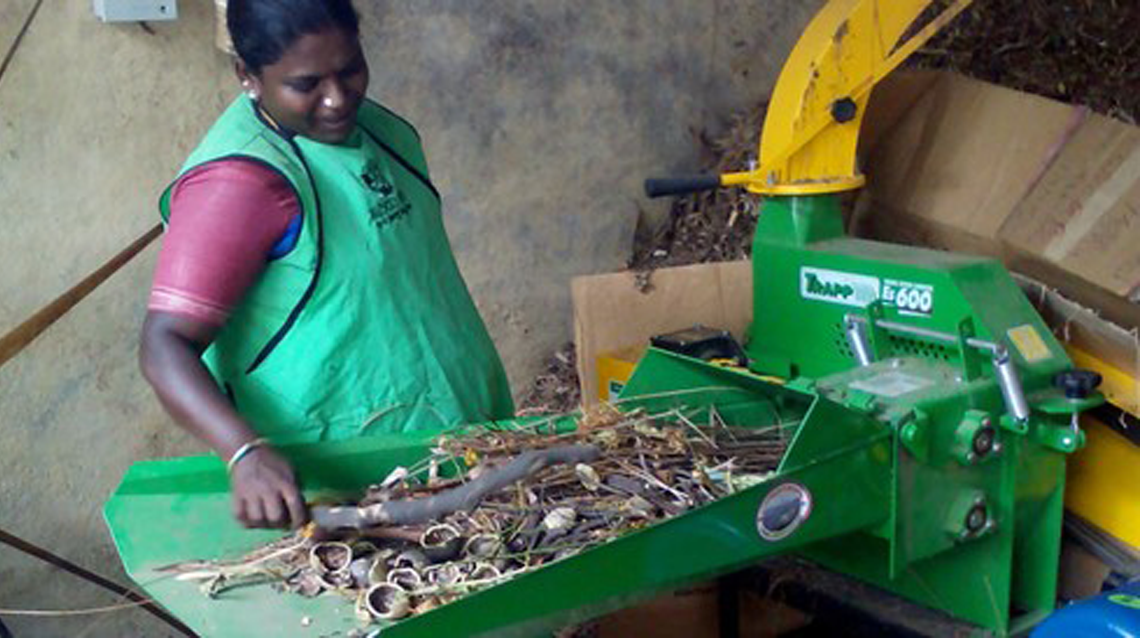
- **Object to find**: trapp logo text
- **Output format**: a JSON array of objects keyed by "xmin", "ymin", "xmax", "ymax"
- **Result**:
[
  {"xmin": 803, "ymin": 272, "xmax": 855, "ymax": 300},
  {"xmin": 800, "ymin": 267, "xmax": 881, "ymax": 308}
]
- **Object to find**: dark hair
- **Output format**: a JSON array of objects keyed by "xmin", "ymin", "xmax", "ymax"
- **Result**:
[{"xmin": 227, "ymin": 0, "xmax": 360, "ymax": 74}]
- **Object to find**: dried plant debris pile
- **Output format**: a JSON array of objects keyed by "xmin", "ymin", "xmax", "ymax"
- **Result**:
[
  {"xmin": 628, "ymin": 105, "xmax": 765, "ymax": 277},
  {"xmin": 915, "ymin": 0, "xmax": 1140, "ymax": 125},
  {"xmin": 163, "ymin": 405, "xmax": 791, "ymax": 626},
  {"xmin": 516, "ymin": 342, "xmax": 581, "ymax": 416}
]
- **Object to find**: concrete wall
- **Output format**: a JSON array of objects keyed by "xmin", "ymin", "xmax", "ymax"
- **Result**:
[
  {"xmin": 359, "ymin": 2, "xmax": 820, "ymax": 377},
  {"xmin": 0, "ymin": 1, "xmax": 819, "ymax": 635}
]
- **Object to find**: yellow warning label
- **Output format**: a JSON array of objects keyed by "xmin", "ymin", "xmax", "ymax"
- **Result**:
[{"xmin": 1007, "ymin": 325, "xmax": 1053, "ymax": 363}]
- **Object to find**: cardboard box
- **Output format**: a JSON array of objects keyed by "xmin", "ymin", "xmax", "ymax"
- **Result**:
[
  {"xmin": 863, "ymin": 70, "xmax": 1140, "ymax": 316},
  {"xmin": 1057, "ymin": 539, "xmax": 1111, "ymax": 601},
  {"xmin": 1017, "ymin": 275, "xmax": 1140, "ymax": 415},
  {"xmin": 572, "ymin": 262, "xmax": 753, "ymax": 407},
  {"xmin": 593, "ymin": 584, "xmax": 810, "ymax": 638},
  {"xmin": 596, "ymin": 586, "xmax": 720, "ymax": 638}
]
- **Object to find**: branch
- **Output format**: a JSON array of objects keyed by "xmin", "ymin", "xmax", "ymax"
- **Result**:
[{"xmin": 312, "ymin": 445, "xmax": 600, "ymax": 530}]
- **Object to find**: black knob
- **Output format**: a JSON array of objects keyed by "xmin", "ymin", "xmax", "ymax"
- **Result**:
[
  {"xmin": 1053, "ymin": 369, "xmax": 1102, "ymax": 400},
  {"xmin": 831, "ymin": 97, "xmax": 858, "ymax": 123}
]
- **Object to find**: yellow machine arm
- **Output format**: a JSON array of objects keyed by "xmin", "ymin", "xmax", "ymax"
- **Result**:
[
  {"xmin": 646, "ymin": 0, "xmax": 972, "ymax": 199},
  {"xmin": 727, "ymin": 0, "xmax": 972, "ymax": 196}
]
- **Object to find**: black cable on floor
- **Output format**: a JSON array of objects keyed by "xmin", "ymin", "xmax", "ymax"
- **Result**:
[
  {"xmin": 0, "ymin": 0, "xmax": 44, "ymax": 89},
  {"xmin": 0, "ymin": 527, "xmax": 196, "ymax": 637}
]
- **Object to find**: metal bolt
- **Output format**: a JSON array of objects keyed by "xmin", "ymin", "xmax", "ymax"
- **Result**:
[
  {"xmin": 965, "ymin": 504, "xmax": 987, "ymax": 533},
  {"xmin": 972, "ymin": 428, "xmax": 995, "ymax": 457},
  {"xmin": 831, "ymin": 97, "xmax": 858, "ymax": 123}
]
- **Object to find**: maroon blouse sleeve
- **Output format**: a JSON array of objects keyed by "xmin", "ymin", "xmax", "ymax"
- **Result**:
[{"xmin": 148, "ymin": 159, "xmax": 301, "ymax": 326}]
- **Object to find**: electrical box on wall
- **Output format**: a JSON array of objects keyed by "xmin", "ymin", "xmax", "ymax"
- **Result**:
[{"xmin": 93, "ymin": 0, "xmax": 177, "ymax": 22}]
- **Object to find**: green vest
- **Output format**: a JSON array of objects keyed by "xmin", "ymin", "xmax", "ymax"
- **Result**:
[{"xmin": 159, "ymin": 96, "xmax": 514, "ymax": 443}]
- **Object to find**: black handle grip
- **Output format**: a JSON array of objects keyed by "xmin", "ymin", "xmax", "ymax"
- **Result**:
[
  {"xmin": 1053, "ymin": 369, "xmax": 1103, "ymax": 399},
  {"xmin": 644, "ymin": 175, "xmax": 721, "ymax": 198}
]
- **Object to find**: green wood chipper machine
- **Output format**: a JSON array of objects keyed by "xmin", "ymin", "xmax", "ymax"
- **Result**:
[{"xmin": 106, "ymin": 0, "xmax": 1103, "ymax": 635}]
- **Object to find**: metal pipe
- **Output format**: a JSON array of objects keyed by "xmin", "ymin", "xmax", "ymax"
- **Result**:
[
  {"xmin": 845, "ymin": 315, "xmax": 1000, "ymax": 354},
  {"xmin": 993, "ymin": 347, "xmax": 1030, "ymax": 422},
  {"xmin": 844, "ymin": 317, "xmax": 874, "ymax": 366}
]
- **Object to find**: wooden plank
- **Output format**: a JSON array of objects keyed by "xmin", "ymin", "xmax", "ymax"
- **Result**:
[{"xmin": 0, "ymin": 224, "xmax": 162, "ymax": 369}]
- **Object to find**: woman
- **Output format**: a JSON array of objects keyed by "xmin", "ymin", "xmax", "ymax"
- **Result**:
[{"xmin": 140, "ymin": 0, "xmax": 514, "ymax": 531}]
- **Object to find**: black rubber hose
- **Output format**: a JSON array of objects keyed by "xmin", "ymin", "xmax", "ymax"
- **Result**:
[{"xmin": 0, "ymin": 527, "xmax": 196, "ymax": 636}]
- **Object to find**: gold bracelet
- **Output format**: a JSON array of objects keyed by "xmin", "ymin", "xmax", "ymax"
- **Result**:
[{"xmin": 226, "ymin": 437, "xmax": 269, "ymax": 473}]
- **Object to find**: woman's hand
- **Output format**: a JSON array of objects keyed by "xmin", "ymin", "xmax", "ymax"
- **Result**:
[
  {"xmin": 229, "ymin": 444, "xmax": 310, "ymax": 528},
  {"xmin": 229, "ymin": 446, "xmax": 309, "ymax": 529}
]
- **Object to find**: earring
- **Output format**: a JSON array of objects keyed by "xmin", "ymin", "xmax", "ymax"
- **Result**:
[
  {"xmin": 248, "ymin": 91, "xmax": 258, "ymax": 100},
  {"xmin": 322, "ymin": 96, "xmax": 334, "ymax": 108}
]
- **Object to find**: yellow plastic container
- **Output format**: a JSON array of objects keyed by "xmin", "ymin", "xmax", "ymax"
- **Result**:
[
  {"xmin": 1066, "ymin": 416, "xmax": 1140, "ymax": 550},
  {"xmin": 596, "ymin": 345, "xmax": 644, "ymax": 404}
]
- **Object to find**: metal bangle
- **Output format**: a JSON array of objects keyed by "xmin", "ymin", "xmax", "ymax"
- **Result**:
[{"xmin": 226, "ymin": 437, "xmax": 269, "ymax": 473}]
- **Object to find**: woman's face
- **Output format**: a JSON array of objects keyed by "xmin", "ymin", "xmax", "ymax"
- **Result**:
[{"xmin": 241, "ymin": 27, "xmax": 370, "ymax": 144}]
